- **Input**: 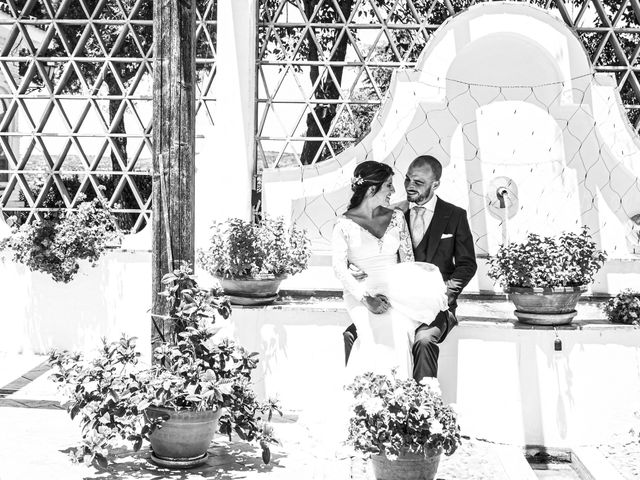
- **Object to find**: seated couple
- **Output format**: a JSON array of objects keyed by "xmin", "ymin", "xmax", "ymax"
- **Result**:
[{"xmin": 332, "ymin": 156, "xmax": 477, "ymax": 382}]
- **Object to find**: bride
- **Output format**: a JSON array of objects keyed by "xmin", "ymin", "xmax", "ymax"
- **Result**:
[{"xmin": 332, "ymin": 160, "xmax": 449, "ymax": 380}]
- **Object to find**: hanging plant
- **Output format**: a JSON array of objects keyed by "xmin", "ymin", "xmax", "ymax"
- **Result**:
[{"xmin": 1, "ymin": 197, "xmax": 121, "ymax": 283}]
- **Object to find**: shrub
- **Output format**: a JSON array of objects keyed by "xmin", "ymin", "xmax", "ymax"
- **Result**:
[
  {"xmin": 2, "ymin": 197, "xmax": 121, "ymax": 282},
  {"xmin": 198, "ymin": 217, "xmax": 311, "ymax": 279},
  {"xmin": 603, "ymin": 290, "xmax": 640, "ymax": 325},
  {"xmin": 346, "ymin": 372, "xmax": 461, "ymax": 459},
  {"xmin": 48, "ymin": 265, "xmax": 281, "ymax": 468},
  {"xmin": 487, "ymin": 226, "xmax": 607, "ymax": 288}
]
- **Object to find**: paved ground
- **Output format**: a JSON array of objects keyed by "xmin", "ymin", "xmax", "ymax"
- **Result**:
[
  {"xmin": 0, "ymin": 401, "xmax": 514, "ymax": 480},
  {"xmin": 0, "ymin": 355, "xmax": 637, "ymax": 480},
  {"xmin": 598, "ymin": 442, "xmax": 640, "ymax": 480}
]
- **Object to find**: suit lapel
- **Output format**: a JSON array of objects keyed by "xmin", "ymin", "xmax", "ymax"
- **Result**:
[{"xmin": 425, "ymin": 198, "xmax": 452, "ymax": 263}]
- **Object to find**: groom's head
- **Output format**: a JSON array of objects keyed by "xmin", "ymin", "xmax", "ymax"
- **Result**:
[{"xmin": 405, "ymin": 155, "xmax": 442, "ymax": 205}]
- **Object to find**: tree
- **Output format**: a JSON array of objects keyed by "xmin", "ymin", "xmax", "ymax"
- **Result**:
[
  {"xmin": 13, "ymin": 0, "xmax": 216, "ymax": 230},
  {"xmin": 260, "ymin": 0, "xmax": 357, "ymax": 165},
  {"xmin": 259, "ymin": 0, "xmax": 640, "ymax": 166}
]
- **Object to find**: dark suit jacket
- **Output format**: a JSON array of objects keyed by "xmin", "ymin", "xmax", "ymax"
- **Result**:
[{"xmin": 404, "ymin": 197, "xmax": 477, "ymax": 312}]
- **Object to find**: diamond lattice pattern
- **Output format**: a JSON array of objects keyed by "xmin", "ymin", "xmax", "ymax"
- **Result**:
[
  {"xmin": 257, "ymin": 0, "xmax": 640, "ymax": 168},
  {"xmin": 0, "ymin": 0, "xmax": 217, "ymax": 232}
]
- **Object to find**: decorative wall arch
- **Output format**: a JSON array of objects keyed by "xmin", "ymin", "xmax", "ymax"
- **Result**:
[{"xmin": 263, "ymin": 1, "xmax": 640, "ymax": 260}]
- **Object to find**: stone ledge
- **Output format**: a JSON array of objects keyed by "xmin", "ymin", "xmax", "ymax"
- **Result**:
[{"xmin": 232, "ymin": 294, "xmax": 640, "ymax": 331}]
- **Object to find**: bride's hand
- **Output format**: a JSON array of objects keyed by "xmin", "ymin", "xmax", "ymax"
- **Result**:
[{"xmin": 362, "ymin": 294, "xmax": 390, "ymax": 314}]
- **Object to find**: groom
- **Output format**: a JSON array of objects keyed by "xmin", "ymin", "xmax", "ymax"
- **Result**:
[{"xmin": 343, "ymin": 155, "xmax": 477, "ymax": 381}]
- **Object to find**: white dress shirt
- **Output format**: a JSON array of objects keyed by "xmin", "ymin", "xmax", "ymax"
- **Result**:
[{"xmin": 409, "ymin": 195, "xmax": 437, "ymax": 246}]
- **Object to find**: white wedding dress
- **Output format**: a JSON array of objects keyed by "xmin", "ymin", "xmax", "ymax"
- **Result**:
[
  {"xmin": 296, "ymin": 209, "xmax": 448, "ymax": 459},
  {"xmin": 332, "ymin": 208, "xmax": 449, "ymax": 380}
]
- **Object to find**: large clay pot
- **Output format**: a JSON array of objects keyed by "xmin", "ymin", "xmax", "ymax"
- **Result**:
[
  {"xmin": 371, "ymin": 448, "xmax": 442, "ymax": 480},
  {"xmin": 145, "ymin": 407, "xmax": 222, "ymax": 468},
  {"xmin": 218, "ymin": 276, "xmax": 286, "ymax": 306},
  {"xmin": 506, "ymin": 285, "xmax": 587, "ymax": 326}
]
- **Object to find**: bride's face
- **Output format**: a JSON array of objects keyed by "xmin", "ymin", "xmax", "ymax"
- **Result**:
[{"xmin": 371, "ymin": 175, "xmax": 395, "ymax": 207}]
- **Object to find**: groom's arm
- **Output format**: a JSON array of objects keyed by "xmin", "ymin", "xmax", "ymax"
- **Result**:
[{"xmin": 446, "ymin": 210, "xmax": 477, "ymax": 307}]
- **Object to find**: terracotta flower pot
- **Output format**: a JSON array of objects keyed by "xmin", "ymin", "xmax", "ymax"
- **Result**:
[
  {"xmin": 506, "ymin": 285, "xmax": 587, "ymax": 326},
  {"xmin": 218, "ymin": 276, "xmax": 286, "ymax": 306},
  {"xmin": 145, "ymin": 407, "xmax": 222, "ymax": 468},
  {"xmin": 370, "ymin": 448, "xmax": 442, "ymax": 480}
]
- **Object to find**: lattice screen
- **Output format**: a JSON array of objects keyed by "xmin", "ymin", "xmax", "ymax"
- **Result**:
[
  {"xmin": 256, "ymin": 0, "xmax": 640, "ymax": 169},
  {"xmin": 0, "ymin": 0, "xmax": 217, "ymax": 232}
]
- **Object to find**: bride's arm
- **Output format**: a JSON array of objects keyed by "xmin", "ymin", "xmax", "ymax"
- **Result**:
[
  {"xmin": 331, "ymin": 222, "xmax": 368, "ymax": 301},
  {"xmin": 396, "ymin": 210, "xmax": 415, "ymax": 263}
]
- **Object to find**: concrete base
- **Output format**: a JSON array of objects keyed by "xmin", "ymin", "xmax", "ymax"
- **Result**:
[{"xmin": 228, "ymin": 300, "xmax": 640, "ymax": 449}]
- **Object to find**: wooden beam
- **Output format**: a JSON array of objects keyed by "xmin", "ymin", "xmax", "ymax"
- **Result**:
[{"xmin": 151, "ymin": 0, "xmax": 196, "ymax": 349}]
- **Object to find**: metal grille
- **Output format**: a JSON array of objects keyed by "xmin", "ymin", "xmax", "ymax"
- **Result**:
[
  {"xmin": 0, "ymin": 0, "xmax": 217, "ymax": 232},
  {"xmin": 256, "ymin": 0, "xmax": 640, "ymax": 168}
]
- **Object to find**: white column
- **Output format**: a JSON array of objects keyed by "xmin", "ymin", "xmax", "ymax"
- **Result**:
[{"xmin": 195, "ymin": 0, "xmax": 257, "ymax": 248}]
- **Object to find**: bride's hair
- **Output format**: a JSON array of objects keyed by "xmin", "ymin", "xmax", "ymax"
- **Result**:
[{"xmin": 347, "ymin": 161, "xmax": 394, "ymax": 211}]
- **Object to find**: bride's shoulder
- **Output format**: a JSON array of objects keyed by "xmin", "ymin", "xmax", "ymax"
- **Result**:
[{"xmin": 391, "ymin": 206, "xmax": 407, "ymax": 219}]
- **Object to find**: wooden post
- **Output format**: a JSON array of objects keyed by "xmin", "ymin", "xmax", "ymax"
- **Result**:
[{"xmin": 151, "ymin": 0, "xmax": 196, "ymax": 350}]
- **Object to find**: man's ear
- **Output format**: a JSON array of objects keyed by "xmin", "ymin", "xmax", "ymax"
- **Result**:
[{"xmin": 434, "ymin": 180, "xmax": 441, "ymax": 190}]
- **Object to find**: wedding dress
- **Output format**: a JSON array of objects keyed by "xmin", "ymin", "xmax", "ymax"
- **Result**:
[
  {"xmin": 297, "ymin": 209, "xmax": 448, "ymax": 459},
  {"xmin": 332, "ymin": 208, "xmax": 449, "ymax": 380}
]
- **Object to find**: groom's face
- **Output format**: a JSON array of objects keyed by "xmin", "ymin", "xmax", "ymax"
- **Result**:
[{"xmin": 404, "ymin": 164, "xmax": 439, "ymax": 205}]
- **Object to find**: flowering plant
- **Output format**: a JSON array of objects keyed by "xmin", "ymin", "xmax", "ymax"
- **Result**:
[
  {"xmin": 197, "ymin": 217, "xmax": 310, "ymax": 279},
  {"xmin": 487, "ymin": 226, "xmax": 607, "ymax": 288},
  {"xmin": 346, "ymin": 372, "xmax": 461, "ymax": 459},
  {"xmin": 1, "ymin": 197, "xmax": 120, "ymax": 283},
  {"xmin": 603, "ymin": 289, "xmax": 640, "ymax": 325},
  {"xmin": 48, "ymin": 265, "xmax": 280, "ymax": 468}
]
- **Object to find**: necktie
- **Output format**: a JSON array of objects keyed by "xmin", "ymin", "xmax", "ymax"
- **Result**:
[{"xmin": 412, "ymin": 206, "xmax": 426, "ymax": 247}]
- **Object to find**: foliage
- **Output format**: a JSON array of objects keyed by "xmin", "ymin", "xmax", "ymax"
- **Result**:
[
  {"xmin": 259, "ymin": 0, "xmax": 640, "ymax": 164},
  {"xmin": 1, "ymin": 197, "xmax": 121, "ymax": 283},
  {"xmin": 197, "ymin": 217, "xmax": 311, "ymax": 279},
  {"xmin": 487, "ymin": 227, "xmax": 607, "ymax": 288},
  {"xmin": 12, "ymin": 174, "xmax": 152, "ymax": 232},
  {"xmin": 48, "ymin": 265, "xmax": 281, "ymax": 468},
  {"xmin": 16, "ymin": 0, "xmax": 214, "ymax": 229},
  {"xmin": 603, "ymin": 290, "xmax": 640, "ymax": 325},
  {"xmin": 346, "ymin": 372, "xmax": 461, "ymax": 459}
]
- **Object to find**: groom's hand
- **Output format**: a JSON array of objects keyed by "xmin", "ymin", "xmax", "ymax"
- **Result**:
[
  {"xmin": 348, "ymin": 263, "xmax": 368, "ymax": 280},
  {"xmin": 362, "ymin": 294, "xmax": 390, "ymax": 314}
]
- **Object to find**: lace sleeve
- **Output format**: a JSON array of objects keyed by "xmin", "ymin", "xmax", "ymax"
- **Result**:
[
  {"xmin": 331, "ymin": 220, "xmax": 368, "ymax": 301},
  {"xmin": 396, "ymin": 209, "xmax": 415, "ymax": 263}
]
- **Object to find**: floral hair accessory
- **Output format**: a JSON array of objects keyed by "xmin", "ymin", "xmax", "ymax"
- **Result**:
[{"xmin": 350, "ymin": 175, "xmax": 365, "ymax": 190}]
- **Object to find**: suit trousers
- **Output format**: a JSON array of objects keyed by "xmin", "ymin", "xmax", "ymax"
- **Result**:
[{"xmin": 343, "ymin": 308, "xmax": 456, "ymax": 382}]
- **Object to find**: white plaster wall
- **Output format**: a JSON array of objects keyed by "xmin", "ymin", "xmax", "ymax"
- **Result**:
[
  {"xmin": 262, "ymin": 2, "xmax": 640, "ymax": 283},
  {"xmin": 0, "ymin": 250, "xmax": 151, "ymax": 359},
  {"xmin": 0, "ymin": 245, "xmax": 637, "ymax": 447},
  {"xmin": 229, "ymin": 306, "xmax": 640, "ymax": 448}
]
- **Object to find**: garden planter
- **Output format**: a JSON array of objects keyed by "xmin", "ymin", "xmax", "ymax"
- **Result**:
[
  {"xmin": 371, "ymin": 448, "xmax": 442, "ymax": 480},
  {"xmin": 218, "ymin": 276, "xmax": 286, "ymax": 306},
  {"xmin": 145, "ymin": 407, "xmax": 222, "ymax": 468},
  {"xmin": 506, "ymin": 285, "xmax": 587, "ymax": 326}
]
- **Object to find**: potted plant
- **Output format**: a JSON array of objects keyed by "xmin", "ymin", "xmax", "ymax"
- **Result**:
[
  {"xmin": 48, "ymin": 265, "xmax": 280, "ymax": 469},
  {"xmin": 488, "ymin": 226, "xmax": 607, "ymax": 325},
  {"xmin": 197, "ymin": 217, "xmax": 311, "ymax": 305},
  {"xmin": 346, "ymin": 372, "xmax": 461, "ymax": 480},
  {"xmin": 0, "ymin": 196, "xmax": 121, "ymax": 283},
  {"xmin": 603, "ymin": 290, "xmax": 640, "ymax": 325}
]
